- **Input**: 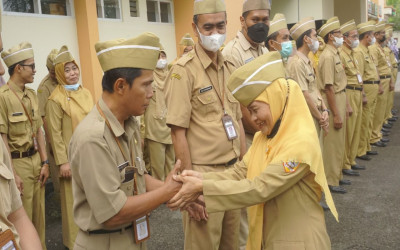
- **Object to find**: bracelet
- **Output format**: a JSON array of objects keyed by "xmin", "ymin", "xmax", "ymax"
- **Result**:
[
  {"xmin": 41, "ymin": 160, "xmax": 49, "ymax": 166},
  {"xmin": 322, "ymin": 109, "xmax": 330, "ymax": 114}
]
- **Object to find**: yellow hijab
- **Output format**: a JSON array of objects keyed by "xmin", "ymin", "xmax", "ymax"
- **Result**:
[
  {"xmin": 244, "ymin": 78, "xmax": 338, "ymax": 250},
  {"xmin": 49, "ymin": 61, "xmax": 93, "ymax": 130}
]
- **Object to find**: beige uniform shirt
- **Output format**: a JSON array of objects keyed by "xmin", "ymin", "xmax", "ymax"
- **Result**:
[
  {"xmin": 222, "ymin": 31, "xmax": 267, "ymax": 68},
  {"xmin": 144, "ymin": 68, "xmax": 172, "ymax": 144},
  {"xmin": 70, "ymin": 98, "xmax": 146, "ymax": 232},
  {"xmin": 318, "ymin": 45, "xmax": 348, "ymax": 93},
  {"xmin": 0, "ymin": 81, "xmax": 42, "ymax": 152},
  {"xmin": 165, "ymin": 44, "xmax": 242, "ymax": 165},
  {"xmin": 287, "ymin": 51, "xmax": 322, "ymax": 109},
  {"xmin": 202, "ymin": 161, "xmax": 330, "ymax": 249},
  {"xmin": 339, "ymin": 45, "xmax": 362, "ymax": 86},
  {"xmin": 369, "ymin": 43, "xmax": 392, "ymax": 76},
  {"xmin": 353, "ymin": 44, "xmax": 379, "ymax": 81},
  {"xmin": 0, "ymin": 139, "xmax": 22, "ymax": 246},
  {"xmin": 37, "ymin": 74, "xmax": 57, "ymax": 117},
  {"xmin": 384, "ymin": 47, "xmax": 398, "ymax": 71}
]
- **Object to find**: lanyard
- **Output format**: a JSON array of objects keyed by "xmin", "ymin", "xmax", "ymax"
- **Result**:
[
  {"xmin": 342, "ymin": 48, "xmax": 360, "ymax": 73},
  {"xmin": 96, "ymin": 102, "xmax": 138, "ymax": 195}
]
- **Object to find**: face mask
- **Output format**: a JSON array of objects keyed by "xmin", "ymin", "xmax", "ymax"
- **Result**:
[
  {"xmin": 347, "ymin": 39, "xmax": 359, "ymax": 49},
  {"xmin": 278, "ymin": 41, "xmax": 293, "ymax": 58},
  {"xmin": 380, "ymin": 36, "xmax": 386, "ymax": 43},
  {"xmin": 156, "ymin": 59, "xmax": 167, "ymax": 69},
  {"xmin": 64, "ymin": 83, "xmax": 80, "ymax": 91},
  {"xmin": 369, "ymin": 36, "xmax": 376, "ymax": 45},
  {"xmin": 247, "ymin": 23, "xmax": 269, "ymax": 43},
  {"xmin": 307, "ymin": 37, "xmax": 320, "ymax": 53},
  {"xmin": 196, "ymin": 27, "xmax": 226, "ymax": 52},
  {"xmin": 333, "ymin": 36, "xmax": 344, "ymax": 48}
]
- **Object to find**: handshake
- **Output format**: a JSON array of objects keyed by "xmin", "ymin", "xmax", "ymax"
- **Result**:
[{"xmin": 164, "ymin": 160, "xmax": 209, "ymax": 221}]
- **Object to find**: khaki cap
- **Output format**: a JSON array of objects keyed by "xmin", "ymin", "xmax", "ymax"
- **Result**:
[
  {"xmin": 228, "ymin": 51, "xmax": 285, "ymax": 107},
  {"xmin": 243, "ymin": 0, "xmax": 270, "ymax": 13},
  {"xmin": 1, "ymin": 42, "xmax": 34, "ymax": 67},
  {"xmin": 340, "ymin": 19, "xmax": 357, "ymax": 35},
  {"xmin": 268, "ymin": 13, "xmax": 287, "ymax": 37},
  {"xmin": 46, "ymin": 49, "xmax": 59, "ymax": 70},
  {"xmin": 318, "ymin": 17, "xmax": 341, "ymax": 38},
  {"xmin": 179, "ymin": 33, "xmax": 195, "ymax": 46},
  {"xmin": 54, "ymin": 46, "xmax": 74, "ymax": 66},
  {"xmin": 193, "ymin": 0, "xmax": 226, "ymax": 15},
  {"xmin": 95, "ymin": 32, "xmax": 160, "ymax": 72},
  {"xmin": 375, "ymin": 21, "xmax": 385, "ymax": 32},
  {"xmin": 385, "ymin": 25, "xmax": 393, "ymax": 37},
  {"xmin": 357, "ymin": 21, "xmax": 376, "ymax": 35},
  {"xmin": 290, "ymin": 17, "xmax": 316, "ymax": 41}
]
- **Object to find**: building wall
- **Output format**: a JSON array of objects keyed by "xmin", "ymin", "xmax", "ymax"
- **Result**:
[
  {"xmin": 1, "ymin": 13, "xmax": 80, "ymax": 90},
  {"xmin": 334, "ymin": 0, "xmax": 363, "ymax": 24}
]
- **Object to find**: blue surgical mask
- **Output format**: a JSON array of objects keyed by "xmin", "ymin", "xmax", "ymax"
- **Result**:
[
  {"xmin": 64, "ymin": 83, "xmax": 80, "ymax": 91},
  {"xmin": 279, "ymin": 41, "xmax": 293, "ymax": 58}
]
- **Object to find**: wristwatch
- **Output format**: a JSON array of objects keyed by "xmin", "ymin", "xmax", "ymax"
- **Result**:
[
  {"xmin": 322, "ymin": 109, "xmax": 330, "ymax": 114},
  {"xmin": 41, "ymin": 160, "xmax": 49, "ymax": 166}
]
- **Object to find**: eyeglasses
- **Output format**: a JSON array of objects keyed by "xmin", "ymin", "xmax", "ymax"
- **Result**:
[{"xmin": 19, "ymin": 63, "xmax": 35, "ymax": 71}]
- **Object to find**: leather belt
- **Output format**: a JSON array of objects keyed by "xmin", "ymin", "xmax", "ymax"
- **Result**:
[
  {"xmin": 380, "ymin": 75, "xmax": 391, "ymax": 79},
  {"xmin": 335, "ymin": 89, "xmax": 346, "ymax": 94},
  {"xmin": 346, "ymin": 86, "xmax": 363, "ymax": 91},
  {"xmin": 363, "ymin": 80, "xmax": 380, "ymax": 84},
  {"xmin": 11, "ymin": 148, "xmax": 37, "ymax": 159},
  {"xmin": 88, "ymin": 224, "xmax": 133, "ymax": 235},
  {"xmin": 199, "ymin": 158, "xmax": 238, "ymax": 167}
]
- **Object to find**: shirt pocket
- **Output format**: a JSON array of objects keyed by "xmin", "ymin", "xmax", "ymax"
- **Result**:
[
  {"xmin": 8, "ymin": 114, "xmax": 28, "ymax": 137},
  {"xmin": 335, "ymin": 62, "xmax": 344, "ymax": 73},
  {"xmin": 197, "ymin": 91, "xmax": 220, "ymax": 122},
  {"xmin": 0, "ymin": 165, "xmax": 13, "ymax": 214}
]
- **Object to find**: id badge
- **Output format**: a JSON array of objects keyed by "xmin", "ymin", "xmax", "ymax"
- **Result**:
[
  {"xmin": 133, "ymin": 216, "xmax": 150, "ymax": 243},
  {"xmin": 32, "ymin": 136, "xmax": 38, "ymax": 151},
  {"xmin": 0, "ymin": 228, "xmax": 18, "ymax": 250},
  {"xmin": 222, "ymin": 114, "xmax": 238, "ymax": 141},
  {"xmin": 387, "ymin": 60, "xmax": 391, "ymax": 67},
  {"xmin": 134, "ymin": 157, "xmax": 145, "ymax": 176},
  {"xmin": 356, "ymin": 74, "xmax": 362, "ymax": 84}
]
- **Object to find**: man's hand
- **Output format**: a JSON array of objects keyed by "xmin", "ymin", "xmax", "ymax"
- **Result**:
[
  {"xmin": 362, "ymin": 95, "xmax": 368, "ymax": 106},
  {"xmin": 167, "ymin": 170, "xmax": 203, "ymax": 210},
  {"xmin": 185, "ymin": 200, "xmax": 208, "ymax": 222},
  {"xmin": 164, "ymin": 160, "xmax": 183, "ymax": 195},
  {"xmin": 59, "ymin": 162, "xmax": 71, "ymax": 178},
  {"xmin": 39, "ymin": 164, "xmax": 49, "ymax": 188},
  {"xmin": 390, "ymin": 82, "xmax": 395, "ymax": 92},
  {"xmin": 333, "ymin": 114, "xmax": 343, "ymax": 129},
  {"xmin": 14, "ymin": 174, "xmax": 24, "ymax": 195},
  {"xmin": 346, "ymin": 104, "xmax": 353, "ymax": 118},
  {"xmin": 378, "ymin": 84, "xmax": 384, "ymax": 95}
]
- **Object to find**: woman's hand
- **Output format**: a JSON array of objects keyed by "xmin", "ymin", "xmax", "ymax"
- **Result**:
[{"xmin": 167, "ymin": 171, "xmax": 204, "ymax": 210}]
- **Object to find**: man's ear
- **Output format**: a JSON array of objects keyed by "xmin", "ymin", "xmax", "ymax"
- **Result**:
[
  {"xmin": 113, "ymin": 78, "xmax": 126, "ymax": 95},
  {"xmin": 240, "ymin": 15, "xmax": 246, "ymax": 30},
  {"xmin": 192, "ymin": 22, "xmax": 199, "ymax": 39}
]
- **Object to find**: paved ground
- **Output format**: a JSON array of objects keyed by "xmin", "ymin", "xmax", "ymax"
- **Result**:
[{"xmin": 45, "ymin": 94, "xmax": 400, "ymax": 250}]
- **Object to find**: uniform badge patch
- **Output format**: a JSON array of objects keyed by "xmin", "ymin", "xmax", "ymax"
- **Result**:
[
  {"xmin": 171, "ymin": 73, "xmax": 181, "ymax": 80},
  {"xmin": 283, "ymin": 161, "xmax": 300, "ymax": 173},
  {"xmin": 199, "ymin": 86, "xmax": 212, "ymax": 93}
]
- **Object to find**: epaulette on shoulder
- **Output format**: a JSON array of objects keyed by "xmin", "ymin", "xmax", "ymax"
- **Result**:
[
  {"xmin": 177, "ymin": 52, "xmax": 195, "ymax": 66},
  {"xmin": 0, "ymin": 85, "xmax": 9, "ymax": 93}
]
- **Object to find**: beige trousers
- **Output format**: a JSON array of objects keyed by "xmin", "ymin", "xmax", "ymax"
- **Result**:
[
  {"xmin": 371, "ymin": 78, "xmax": 390, "ymax": 143},
  {"xmin": 183, "ymin": 164, "xmax": 240, "ymax": 250},
  {"xmin": 357, "ymin": 84, "xmax": 379, "ymax": 156},
  {"xmin": 144, "ymin": 139, "xmax": 175, "ymax": 181},
  {"xmin": 343, "ymin": 88, "xmax": 363, "ymax": 170},
  {"xmin": 47, "ymin": 143, "xmax": 60, "ymax": 202},
  {"xmin": 13, "ymin": 153, "xmax": 46, "ymax": 250},
  {"xmin": 60, "ymin": 178, "xmax": 78, "ymax": 249},
  {"xmin": 322, "ymin": 91, "xmax": 347, "ymax": 186}
]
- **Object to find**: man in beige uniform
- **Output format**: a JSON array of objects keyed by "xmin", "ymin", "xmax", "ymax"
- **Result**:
[
  {"xmin": 265, "ymin": 13, "xmax": 292, "ymax": 62},
  {"xmin": 0, "ymin": 42, "xmax": 49, "ymax": 249},
  {"xmin": 37, "ymin": 48, "xmax": 60, "ymax": 201},
  {"xmin": 369, "ymin": 21, "xmax": 392, "ymax": 147},
  {"xmin": 70, "ymin": 33, "xmax": 181, "ymax": 250},
  {"xmin": 164, "ymin": 1, "xmax": 245, "ymax": 249},
  {"xmin": 317, "ymin": 17, "xmax": 349, "ymax": 194},
  {"xmin": 221, "ymin": 1, "xmax": 269, "ymax": 248},
  {"xmin": 354, "ymin": 21, "xmax": 380, "ymax": 160},
  {"xmin": 383, "ymin": 26, "xmax": 397, "ymax": 124},
  {"xmin": 288, "ymin": 17, "xmax": 329, "ymax": 147},
  {"xmin": 339, "ymin": 20, "xmax": 366, "ymax": 177}
]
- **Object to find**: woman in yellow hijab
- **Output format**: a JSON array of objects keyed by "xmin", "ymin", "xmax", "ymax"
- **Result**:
[
  {"xmin": 168, "ymin": 51, "xmax": 338, "ymax": 250},
  {"xmin": 46, "ymin": 45, "xmax": 93, "ymax": 249}
]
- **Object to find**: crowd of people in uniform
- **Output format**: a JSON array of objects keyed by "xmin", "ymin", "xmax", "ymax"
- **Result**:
[{"xmin": 0, "ymin": 0, "xmax": 398, "ymax": 249}]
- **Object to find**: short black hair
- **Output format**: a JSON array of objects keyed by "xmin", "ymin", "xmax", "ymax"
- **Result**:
[
  {"xmin": 359, "ymin": 31, "xmax": 373, "ymax": 41},
  {"xmin": 193, "ymin": 12, "xmax": 227, "ymax": 25},
  {"xmin": 8, "ymin": 59, "xmax": 26, "ymax": 76},
  {"xmin": 265, "ymin": 31, "xmax": 279, "ymax": 50},
  {"xmin": 102, "ymin": 68, "xmax": 142, "ymax": 93},
  {"xmin": 343, "ymin": 31, "xmax": 349, "ymax": 37},
  {"xmin": 296, "ymin": 29, "xmax": 313, "ymax": 49},
  {"xmin": 324, "ymin": 32, "xmax": 332, "ymax": 44}
]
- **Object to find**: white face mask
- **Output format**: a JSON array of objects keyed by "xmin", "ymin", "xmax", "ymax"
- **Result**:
[
  {"xmin": 333, "ymin": 36, "xmax": 344, "ymax": 48},
  {"xmin": 349, "ymin": 39, "xmax": 360, "ymax": 49},
  {"xmin": 196, "ymin": 27, "xmax": 226, "ymax": 52},
  {"xmin": 307, "ymin": 37, "xmax": 320, "ymax": 53},
  {"xmin": 156, "ymin": 59, "xmax": 168, "ymax": 69},
  {"xmin": 369, "ymin": 36, "xmax": 376, "ymax": 45}
]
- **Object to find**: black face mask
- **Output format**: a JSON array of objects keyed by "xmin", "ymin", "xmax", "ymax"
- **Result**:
[
  {"xmin": 247, "ymin": 23, "xmax": 269, "ymax": 43},
  {"xmin": 381, "ymin": 36, "xmax": 386, "ymax": 43}
]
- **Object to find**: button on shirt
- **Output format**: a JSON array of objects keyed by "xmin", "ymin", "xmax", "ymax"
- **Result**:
[{"xmin": 164, "ymin": 43, "xmax": 242, "ymax": 165}]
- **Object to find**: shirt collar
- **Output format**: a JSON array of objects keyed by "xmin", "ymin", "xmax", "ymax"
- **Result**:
[
  {"xmin": 237, "ymin": 31, "xmax": 254, "ymax": 51},
  {"xmin": 8, "ymin": 80, "xmax": 26, "ymax": 95},
  {"xmin": 195, "ymin": 43, "xmax": 224, "ymax": 70},
  {"xmin": 296, "ymin": 51, "xmax": 310, "ymax": 64},
  {"xmin": 341, "ymin": 44, "xmax": 353, "ymax": 55},
  {"xmin": 326, "ymin": 43, "xmax": 339, "ymax": 54}
]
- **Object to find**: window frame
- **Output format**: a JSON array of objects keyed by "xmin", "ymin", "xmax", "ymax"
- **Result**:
[
  {"xmin": 129, "ymin": 0, "xmax": 140, "ymax": 18},
  {"xmin": 96, "ymin": 0, "xmax": 122, "ymax": 20},
  {"xmin": 1, "ymin": 0, "xmax": 74, "ymax": 18},
  {"xmin": 146, "ymin": 0, "xmax": 174, "ymax": 24}
]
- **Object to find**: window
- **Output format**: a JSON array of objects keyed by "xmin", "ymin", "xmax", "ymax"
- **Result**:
[
  {"xmin": 96, "ymin": 0, "xmax": 121, "ymax": 19},
  {"xmin": 3, "ymin": 0, "xmax": 72, "ymax": 16},
  {"xmin": 130, "ymin": 0, "xmax": 139, "ymax": 17},
  {"xmin": 146, "ymin": 0, "xmax": 172, "ymax": 23}
]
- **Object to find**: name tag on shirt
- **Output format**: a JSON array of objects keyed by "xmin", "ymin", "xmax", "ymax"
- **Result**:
[
  {"xmin": 199, "ymin": 86, "xmax": 213, "ymax": 94},
  {"xmin": 245, "ymin": 57, "xmax": 254, "ymax": 64},
  {"xmin": 11, "ymin": 112, "xmax": 23, "ymax": 116}
]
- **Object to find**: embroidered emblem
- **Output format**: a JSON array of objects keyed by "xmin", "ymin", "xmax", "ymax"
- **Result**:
[
  {"xmin": 199, "ymin": 85, "xmax": 213, "ymax": 93},
  {"xmin": 283, "ymin": 161, "xmax": 300, "ymax": 173},
  {"xmin": 171, "ymin": 73, "xmax": 181, "ymax": 80}
]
